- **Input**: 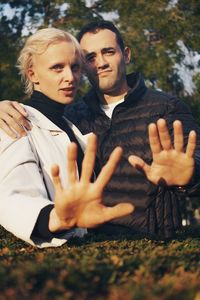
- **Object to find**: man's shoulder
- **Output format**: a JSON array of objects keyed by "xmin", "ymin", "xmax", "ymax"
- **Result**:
[
  {"xmin": 144, "ymin": 88, "xmax": 192, "ymax": 114},
  {"xmin": 145, "ymin": 88, "xmax": 185, "ymax": 105},
  {"xmin": 64, "ymin": 100, "xmax": 90, "ymax": 124},
  {"xmin": 145, "ymin": 88, "xmax": 177, "ymax": 102}
]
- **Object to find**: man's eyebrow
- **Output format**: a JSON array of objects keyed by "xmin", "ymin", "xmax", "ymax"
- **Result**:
[
  {"xmin": 102, "ymin": 47, "xmax": 115, "ymax": 52},
  {"xmin": 84, "ymin": 47, "xmax": 115, "ymax": 58},
  {"xmin": 85, "ymin": 52, "xmax": 95, "ymax": 59}
]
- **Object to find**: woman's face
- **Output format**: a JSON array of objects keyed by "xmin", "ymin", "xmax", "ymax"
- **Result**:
[{"xmin": 28, "ymin": 41, "xmax": 81, "ymax": 104}]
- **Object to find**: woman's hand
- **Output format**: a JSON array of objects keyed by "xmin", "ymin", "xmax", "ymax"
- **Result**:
[{"xmin": 49, "ymin": 134, "xmax": 134, "ymax": 232}]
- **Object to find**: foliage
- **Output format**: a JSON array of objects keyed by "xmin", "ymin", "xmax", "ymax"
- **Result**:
[
  {"xmin": 94, "ymin": 0, "xmax": 200, "ymax": 95},
  {"xmin": 0, "ymin": 3, "xmax": 199, "ymax": 298},
  {"xmin": 0, "ymin": 0, "xmax": 98, "ymax": 101},
  {"xmin": 184, "ymin": 74, "xmax": 200, "ymax": 124},
  {"xmin": 0, "ymin": 225, "xmax": 200, "ymax": 299},
  {"xmin": 1, "ymin": 0, "xmax": 200, "ymax": 102}
]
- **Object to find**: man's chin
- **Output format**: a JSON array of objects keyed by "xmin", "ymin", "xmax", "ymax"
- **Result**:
[
  {"xmin": 98, "ymin": 86, "xmax": 115, "ymax": 94},
  {"xmin": 96, "ymin": 82, "xmax": 115, "ymax": 93}
]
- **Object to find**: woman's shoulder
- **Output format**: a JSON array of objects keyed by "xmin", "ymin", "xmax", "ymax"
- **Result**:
[
  {"xmin": 0, "ymin": 127, "xmax": 30, "ymax": 156},
  {"xmin": 22, "ymin": 104, "xmax": 63, "ymax": 131}
]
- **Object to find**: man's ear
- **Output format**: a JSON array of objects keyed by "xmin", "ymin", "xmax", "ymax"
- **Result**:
[
  {"xmin": 27, "ymin": 68, "xmax": 39, "ymax": 84},
  {"xmin": 124, "ymin": 47, "xmax": 131, "ymax": 64}
]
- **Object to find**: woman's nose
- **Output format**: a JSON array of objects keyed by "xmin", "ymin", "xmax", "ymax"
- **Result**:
[{"xmin": 63, "ymin": 67, "xmax": 74, "ymax": 82}]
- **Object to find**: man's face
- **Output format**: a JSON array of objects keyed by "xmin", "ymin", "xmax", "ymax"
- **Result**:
[
  {"xmin": 28, "ymin": 41, "xmax": 81, "ymax": 104},
  {"xmin": 80, "ymin": 29, "xmax": 130, "ymax": 97}
]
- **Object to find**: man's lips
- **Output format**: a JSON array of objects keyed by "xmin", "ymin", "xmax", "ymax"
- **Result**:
[{"xmin": 97, "ymin": 69, "xmax": 112, "ymax": 76}]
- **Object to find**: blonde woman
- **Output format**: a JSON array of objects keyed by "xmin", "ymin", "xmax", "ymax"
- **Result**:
[{"xmin": 0, "ymin": 28, "xmax": 133, "ymax": 248}]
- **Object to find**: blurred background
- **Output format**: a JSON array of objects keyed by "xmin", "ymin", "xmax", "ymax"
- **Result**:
[{"xmin": 0, "ymin": 0, "xmax": 200, "ymax": 223}]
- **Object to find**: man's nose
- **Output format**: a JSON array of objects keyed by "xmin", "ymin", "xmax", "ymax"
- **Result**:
[{"xmin": 96, "ymin": 54, "xmax": 109, "ymax": 69}]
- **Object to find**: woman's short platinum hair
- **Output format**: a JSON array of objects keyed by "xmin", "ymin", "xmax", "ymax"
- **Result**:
[{"xmin": 17, "ymin": 27, "xmax": 83, "ymax": 96}]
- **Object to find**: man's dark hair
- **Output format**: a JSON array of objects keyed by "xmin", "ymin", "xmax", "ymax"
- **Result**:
[{"xmin": 77, "ymin": 20, "xmax": 125, "ymax": 51}]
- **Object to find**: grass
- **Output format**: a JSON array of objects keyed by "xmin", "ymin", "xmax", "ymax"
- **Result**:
[{"xmin": 0, "ymin": 225, "xmax": 200, "ymax": 300}]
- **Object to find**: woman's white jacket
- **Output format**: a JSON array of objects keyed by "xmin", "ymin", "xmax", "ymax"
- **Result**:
[{"xmin": 0, "ymin": 105, "xmax": 87, "ymax": 248}]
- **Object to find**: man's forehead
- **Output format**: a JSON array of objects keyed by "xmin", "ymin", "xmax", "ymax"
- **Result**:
[{"xmin": 80, "ymin": 29, "xmax": 118, "ymax": 52}]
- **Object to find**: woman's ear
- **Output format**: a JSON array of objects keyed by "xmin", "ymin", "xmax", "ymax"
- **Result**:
[
  {"xmin": 124, "ymin": 47, "xmax": 131, "ymax": 64},
  {"xmin": 27, "ymin": 68, "xmax": 39, "ymax": 84}
]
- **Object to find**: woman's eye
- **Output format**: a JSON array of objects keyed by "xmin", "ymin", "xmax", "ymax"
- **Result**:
[{"xmin": 51, "ymin": 64, "xmax": 63, "ymax": 71}]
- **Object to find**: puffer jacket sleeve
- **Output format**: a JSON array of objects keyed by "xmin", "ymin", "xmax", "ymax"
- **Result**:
[
  {"xmin": 147, "ymin": 94, "xmax": 200, "ymax": 238},
  {"xmin": 164, "ymin": 96, "xmax": 200, "ymax": 196}
]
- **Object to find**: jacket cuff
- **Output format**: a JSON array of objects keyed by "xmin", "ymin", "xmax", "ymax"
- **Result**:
[
  {"xmin": 174, "ymin": 156, "xmax": 200, "ymax": 196},
  {"xmin": 31, "ymin": 204, "xmax": 54, "ymax": 240}
]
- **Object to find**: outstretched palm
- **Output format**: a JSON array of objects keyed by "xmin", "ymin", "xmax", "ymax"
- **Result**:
[
  {"xmin": 50, "ymin": 134, "xmax": 133, "ymax": 232},
  {"xmin": 128, "ymin": 119, "xmax": 196, "ymax": 186}
]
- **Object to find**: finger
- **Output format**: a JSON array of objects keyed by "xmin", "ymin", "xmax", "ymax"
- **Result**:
[
  {"xmin": 173, "ymin": 120, "xmax": 184, "ymax": 152},
  {"xmin": 12, "ymin": 101, "xmax": 28, "ymax": 117},
  {"xmin": 1, "ymin": 113, "xmax": 27, "ymax": 137},
  {"xmin": 103, "ymin": 203, "xmax": 134, "ymax": 222},
  {"xmin": 80, "ymin": 133, "xmax": 97, "ymax": 183},
  {"xmin": 157, "ymin": 119, "xmax": 172, "ymax": 150},
  {"xmin": 51, "ymin": 164, "xmax": 63, "ymax": 191},
  {"xmin": 67, "ymin": 142, "xmax": 78, "ymax": 184},
  {"xmin": 0, "ymin": 119, "xmax": 18, "ymax": 139},
  {"xmin": 12, "ymin": 102, "xmax": 31, "ymax": 131},
  {"xmin": 148, "ymin": 123, "xmax": 162, "ymax": 154},
  {"xmin": 186, "ymin": 130, "xmax": 197, "ymax": 158},
  {"xmin": 95, "ymin": 147, "xmax": 123, "ymax": 191},
  {"xmin": 128, "ymin": 155, "xmax": 151, "ymax": 174}
]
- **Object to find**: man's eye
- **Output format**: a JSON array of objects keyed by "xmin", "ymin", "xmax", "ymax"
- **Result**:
[
  {"xmin": 72, "ymin": 64, "xmax": 80, "ymax": 72},
  {"xmin": 105, "ymin": 50, "xmax": 115, "ymax": 55},
  {"xmin": 86, "ymin": 55, "xmax": 95, "ymax": 62}
]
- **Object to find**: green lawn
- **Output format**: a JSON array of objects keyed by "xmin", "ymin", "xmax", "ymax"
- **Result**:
[{"xmin": 0, "ymin": 226, "xmax": 199, "ymax": 300}]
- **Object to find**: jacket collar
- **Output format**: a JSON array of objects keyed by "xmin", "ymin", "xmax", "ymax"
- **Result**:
[
  {"xmin": 83, "ymin": 72, "xmax": 147, "ymax": 113},
  {"xmin": 22, "ymin": 105, "xmax": 64, "ymax": 131}
]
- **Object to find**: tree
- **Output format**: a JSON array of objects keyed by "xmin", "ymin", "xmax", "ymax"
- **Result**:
[
  {"xmin": 91, "ymin": 0, "xmax": 200, "ymax": 96},
  {"xmin": 0, "ymin": 0, "xmax": 29, "ymax": 100},
  {"xmin": 0, "ymin": 0, "xmax": 200, "ymax": 101},
  {"xmin": 0, "ymin": 0, "xmax": 100, "ymax": 100}
]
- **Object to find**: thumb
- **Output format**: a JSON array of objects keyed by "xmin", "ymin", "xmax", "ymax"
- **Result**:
[
  {"xmin": 103, "ymin": 203, "xmax": 134, "ymax": 222},
  {"xmin": 128, "ymin": 155, "xmax": 150, "ymax": 175}
]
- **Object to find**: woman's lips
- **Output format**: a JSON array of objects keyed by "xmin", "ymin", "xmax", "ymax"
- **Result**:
[{"xmin": 60, "ymin": 87, "xmax": 75, "ymax": 95}]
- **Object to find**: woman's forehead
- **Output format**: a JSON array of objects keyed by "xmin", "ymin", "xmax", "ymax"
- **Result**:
[{"xmin": 33, "ymin": 41, "xmax": 81, "ymax": 65}]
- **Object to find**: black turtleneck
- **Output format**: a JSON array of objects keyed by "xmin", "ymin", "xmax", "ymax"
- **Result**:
[
  {"xmin": 27, "ymin": 91, "xmax": 84, "ymax": 174},
  {"xmin": 29, "ymin": 91, "xmax": 84, "ymax": 241},
  {"xmin": 26, "ymin": 91, "xmax": 83, "ymax": 168},
  {"xmin": 27, "ymin": 90, "xmax": 66, "ymax": 122}
]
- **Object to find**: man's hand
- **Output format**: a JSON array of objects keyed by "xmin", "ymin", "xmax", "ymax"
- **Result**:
[
  {"xmin": 49, "ymin": 134, "xmax": 134, "ymax": 232},
  {"xmin": 128, "ymin": 119, "xmax": 196, "ymax": 186},
  {"xmin": 0, "ymin": 100, "xmax": 31, "ymax": 138}
]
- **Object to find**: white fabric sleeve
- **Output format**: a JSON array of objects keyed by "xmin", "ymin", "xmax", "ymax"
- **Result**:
[{"xmin": 0, "ymin": 131, "xmax": 86, "ymax": 248}]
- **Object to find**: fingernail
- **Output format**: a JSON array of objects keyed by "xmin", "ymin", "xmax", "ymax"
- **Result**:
[{"xmin": 26, "ymin": 124, "xmax": 32, "ymax": 130}]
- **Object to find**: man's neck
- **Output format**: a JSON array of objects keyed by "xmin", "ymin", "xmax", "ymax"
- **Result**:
[{"xmin": 99, "ymin": 84, "xmax": 130, "ymax": 105}]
